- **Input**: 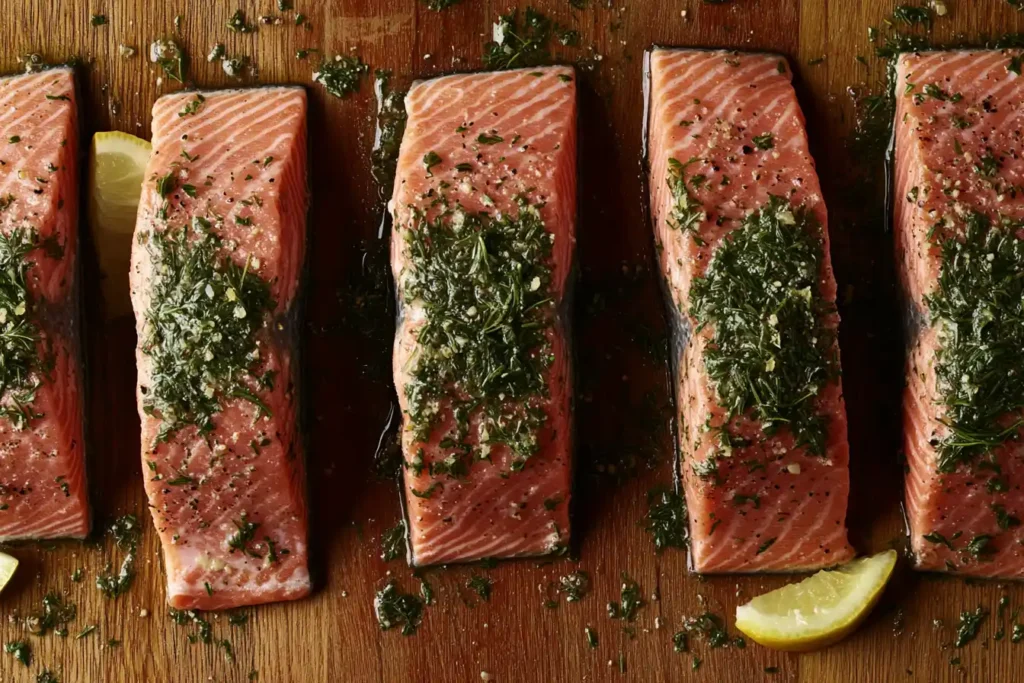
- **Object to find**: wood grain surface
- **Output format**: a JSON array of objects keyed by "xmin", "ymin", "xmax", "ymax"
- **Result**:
[{"xmin": 1, "ymin": 1, "xmax": 1023, "ymax": 682}]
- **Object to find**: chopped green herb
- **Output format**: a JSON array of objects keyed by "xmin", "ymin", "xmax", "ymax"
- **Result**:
[
  {"xmin": 993, "ymin": 504, "xmax": 1021, "ymax": 531},
  {"xmin": 422, "ymin": 150, "xmax": 442, "ymax": 176},
  {"xmin": 954, "ymin": 606, "xmax": 987, "ymax": 647},
  {"xmin": 30, "ymin": 593, "xmax": 76, "ymax": 636},
  {"xmin": 642, "ymin": 488, "xmax": 688, "ymax": 552},
  {"xmin": 150, "ymin": 39, "xmax": 186, "ymax": 83},
  {"xmin": 139, "ymin": 223, "xmax": 274, "ymax": 441},
  {"xmin": 374, "ymin": 581, "xmax": 424, "ymax": 636},
  {"xmin": 313, "ymin": 55, "xmax": 369, "ymax": 98},
  {"xmin": 226, "ymin": 515, "xmax": 262, "ymax": 558},
  {"xmin": 380, "ymin": 521, "xmax": 407, "ymax": 562},
  {"xmin": 401, "ymin": 201, "xmax": 554, "ymax": 469},
  {"xmin": 483, "ymin": 8, "xmax": 562, "ymax": 71},
  {"xmin": 752, "ymin": 132, "xmax": 775, "ymax": 150},
  {"xmin": 684, "ymin": 612, "xmax": 731, "ymax": 648},
  {"xmin": 923, "ymin": 530, "xmax": 959, "ymax": 550},
  {"xmin": 890, "ymin": 4, "xmax": 933, "ymax": 27},
  {"xmin": 4, "ymin": 640, "xmax": 30, "ymax": 666},
  {"xmin": 0, "ymin": 227, "xmax": 50, "ymax": 429},
  {"xmin": 226, "ymin": 9, "xmax": 254, "ymax": 33},
  {"xmin": 466, "ymin": 574, "xmax": 493, "ymax": 601},
  {"xmin": 558, "ymin": 571, "xmax": 590, "ymax": 602},
  {"xmin": 606, "ymin": 573, "xmax": 642, "ymax": 622},
  {"xmin": 691, "ymin": 195, "xmax": 834, "ymax": 454},
  {"xmin": 76, "ymin": 625, "xmax": 97, "ymax": 639},
  {"xmin": 178, "ymin": 94, "xmax": 205, "ymax": 117},
  {"xmin": 672, "ymin": 631, "xmax": 689, "ymax": 653},
  {"xmin": 91, "ymin": 14, "xmax": 108, "ymax": 26},
  {"xmin": 927, "ymin": 213, "xmax": 1024, "ymax": 472},
  {"xmin": 757, "ymin": 538, "xmax": 777, "ymax": 555},
  {"xmin": 585, "ymin": 626, "xmax": 598, "ymax": 648},
  {"xmin": 476, "ymin": 133, "xmax": 503, "ymax": 145}
]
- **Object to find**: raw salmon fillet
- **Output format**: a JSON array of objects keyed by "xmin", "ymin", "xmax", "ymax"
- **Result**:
[
  {"xmin": 390, "ymin": 66, "xmax": 576, "ymax": 565},
  {"xmin": 646, "ymin": 49, "xmax": 854, "ymax": 572},
  {"xmin": 0, "ymin": 68, "xmax": 89, "ymax": 540},
  {"xmin": 896, "ymin": 50, "xmax": 1024, "ymax": 577},
  {"xmin": 130, "ymin": 87, "xmax": 310, "ymax": 608}
]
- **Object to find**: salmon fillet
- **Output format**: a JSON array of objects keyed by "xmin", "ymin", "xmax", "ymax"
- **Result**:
[
  {"xmin": 0, "ymin": 68, "xmax": 89, "ymax": 540},
  {"xmin": 390, "ymin": 66, "xmax": 576, "ymax": 566},
  {"xmin": 130, "ymin": 87, "xmax": 310, "ymax": 608},
  {"xmin": 896, "ymin": 50, "xmax": 1024, "ymax": 577},
  {"xmin": 646, "ymin": 49, "xmax": 854, "ymax": 572}
]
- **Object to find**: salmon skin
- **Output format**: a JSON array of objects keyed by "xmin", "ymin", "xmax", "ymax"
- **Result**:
[
  {"xmin": 0, "ymin": 68, "xmax": 89, "ymax": 540},
  {"xmin": 646, "ymin": 48, "xmax": 854, "ymax": 573},
  {"xmin": 895, "ymin": 50, "xmax": 1024, "ymax": 578},
  {"xmin": 130, "ymin": 87, "xmax": 310, "ymax": 608},
  {"xmin": 390, "ymin": 66, "xmax": 576, "ymax": 566}
]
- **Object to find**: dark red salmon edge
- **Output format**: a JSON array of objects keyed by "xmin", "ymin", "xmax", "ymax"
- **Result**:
[
  {"xmin": 641, "ymin": 46, "xmax": 840, "ymax": 575},
  {"xmin": 146, "ymin": 85, "xmax": 316, "ymax": 595},
  {"xmin": 0, "ymin": 65, "xmax": 93, "ymax": 541},
  {"xmin": 387, "ymin": 66, "xmax": 580, "ymax": 567}
]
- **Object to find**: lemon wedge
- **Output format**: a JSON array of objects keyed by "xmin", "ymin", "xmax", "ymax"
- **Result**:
[
  {"xmin": 735, "ymin": 550, "xmax": 897, "ymax": 651},
  {"xmin": 0, "ymin": 551, "xmax": 18, "ymax": 594},
  {"xmin": 88, "ymin": 131, "xmax": 151, "ymax": 318}
]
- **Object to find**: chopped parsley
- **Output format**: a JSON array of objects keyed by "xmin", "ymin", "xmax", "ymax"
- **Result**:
[
  {"xmin": 422, "ymin": 150, "xmax": 442, "ymax": 176},
  {"xmin": 558, "ymin": 571, "xmax": 590, "ymax": 602},
  {"xmin": 313, "ymin": 55, "xmax": 369, "ymax": 98},
  {"xmin": 606, "ymin": 573, "xmax": 643, "ymax": 622},
  {"xmin": 642, "ymin": 488, "xmax": 689, "ymax": 552},
  {"xmin": 374, "ymin": 581, "xmax": 424, "ymax": 636},
  {"xmin": 0, "ymin": 228, "xmax": 51, "ymax": 429},
  {"xmin": 691, "ymin": 195, "xmax": 834, "ymax": 454},
  {"xmin": 926, "ymin": 213, "xmax": 1024, "ymax": 472},
  {"xmin": 476, "ymin": 133, "xmax": 503, "ymax": 145},
  {"xmin": 139, "ymin": 222, "xmax": 274, "ymax": 442},
  {"xmin": 226, "ymin": 9, "xmax": 255, "ymax": 33},
  {"xmin": 466, "ymin": 574, "xmax": 493, "ymax": 601},
  {"xmin": 954, "ymin": 606, "xmax": 987, "ymax": 647},
  {"xmin": 402, "ymin": 202, "xmax": 554, "ymax": 471},
  {"xmin": 178, "ymin": 94, "xmax": 205, "ymax": 117},
  {"xmin": 149, "ymin": 38, "xmax": 185, "ymax": 83},
  {"xmin": 890, "ymin": 4, "xmax": 933, "ymax": 27},
  {"xmin": 4, "ymin": 640, "xmax": 30, "ymax": 666},
  {"xmin": 752, "ymin": 132, "xmax": 775, "ymax": 150},
  {"xmin": 380, "ymin": 521, "xmax": 407, "ymax": 562},
  {"xmin": 30, "ymin": 593, "xmax": 76, "ymax": 636},
  {"xmin": 483, "ymin": 8, "xmax": 559, "ymax": 70},
  {"xmin": 666, "ymin": 157, "xmax": 706, "ymax": 234},
  {"xmin": 683, "ymin": 612, "xmax": 732, "ymax": 648}
]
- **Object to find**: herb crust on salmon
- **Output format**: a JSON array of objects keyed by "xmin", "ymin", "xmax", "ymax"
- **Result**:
[
  {"xmin": 646, "ymin": 48, "xmax": 854, "ymax": 573},
  {"xmin": 391, "ymin": 66, "xmax": 576, "ymax": 566}
]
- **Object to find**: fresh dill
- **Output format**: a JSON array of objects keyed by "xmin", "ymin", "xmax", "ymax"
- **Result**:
[
  {"xmin": 139, "ymin": 222, "xmax": 274, "ymax": 442},
  {"xmin": 690, "ymin": 195, "xmax": 834, "ymax": 454}
]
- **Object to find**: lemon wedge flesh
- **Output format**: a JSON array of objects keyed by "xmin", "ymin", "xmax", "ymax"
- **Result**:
[
  {"xmin": 88, "ymin": 131, "xmax": 151, "ymax": 318},
  {"xmin": 0, "ymin": 551, "xmax": 18, "ymax": 594},
  {"xmin": 735, "ymin": 550, "xmax": 897, "ymax": 651}
]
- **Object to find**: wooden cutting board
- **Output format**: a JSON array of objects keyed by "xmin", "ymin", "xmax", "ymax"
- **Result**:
[{"xmin": 1, "ymin": 1, "xmax": 1023, "ymax": 681}]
